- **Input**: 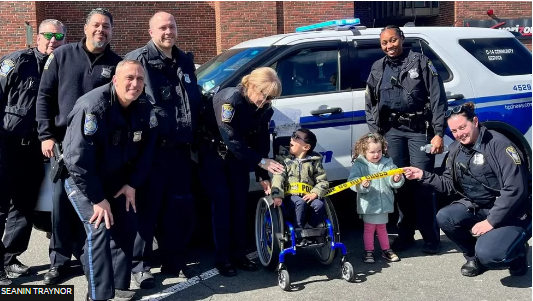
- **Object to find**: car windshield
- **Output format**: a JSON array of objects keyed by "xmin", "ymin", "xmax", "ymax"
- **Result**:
[{"xmin": 196, "ymin": 47, "xmax": 267, "ymax": 94}]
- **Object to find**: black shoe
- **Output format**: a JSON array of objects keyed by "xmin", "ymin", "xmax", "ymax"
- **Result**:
[
  {"xmin": 43, "ymin": 266, "xmax": 68, "ymax": 285},
  {"xmin": 215, "ymin": 262, "xmax": 238, "ymax": 277},
  {"xmin": 233, "ymin": 257, "xmax": 258, "ymax": 271},
  {"xmin": 0, "ymin": 270, "xmax": 12, "ymax": 285},
  {"xmin": 132, "ymin": 271, "xmax": 155, "ymax": 289},
  {"xmin": 391, "ymin": 237, "xmax": 416, "ymax": 251},
  {"xmin": 5, "ymin": 260, "xmax": 31, "ymax": 277},
  {"xmin": 423, "ymin": 242, "xmax": 440, "ymax": 254},
  {"xmin": 461, "ymin": 259, "xmax": 486, "ymax": 277},
  {"xmin": 509, "ymin": 254, "xmax": 529, "ymax": 276},
  {"xmin": 110, "ymin": 289, "xmax": 136, "ymax": 301},
  {"xmin": 160, "ymin": 265, "xmax": 197, "ymax": 279}
]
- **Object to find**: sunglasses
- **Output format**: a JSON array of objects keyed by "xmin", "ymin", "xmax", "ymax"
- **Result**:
[
  {"xmin": 291, "ymin": 132, "xmax": 308, "ymax": 143},
  {"xmin": 40, "ymin": 32, "xmax": 65, "ymax": 41},
  {"xmin": 445, "ymin": 105, "xmax": 474, "ymax": 118},
  {"xmin": 260, "ymin": 90, "xmax": 276, "ymax": 101}
]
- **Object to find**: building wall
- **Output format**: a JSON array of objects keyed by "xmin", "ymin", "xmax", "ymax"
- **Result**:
[{"xmin": 0, "ymin": 1, "xmax": 39, "ymax": 54}]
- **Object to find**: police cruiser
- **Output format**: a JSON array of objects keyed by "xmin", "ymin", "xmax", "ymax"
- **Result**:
[{"xmin": 196, "ymin": 18, "xmax": 532, "ymax": 191}]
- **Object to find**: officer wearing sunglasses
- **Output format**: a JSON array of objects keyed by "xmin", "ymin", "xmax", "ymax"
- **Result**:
[
  {"xmin": 404, "ymin": 102, "xmax": 531, "ymax": 278},
  {"xmin": 198, "ymin": 67, "xmax": 284, "ymax": 277},
  {"xmin": 365, "ymin": 25, "xmax": 448, "ymax": 254},
  {"xmin": 0, "ymin": 19, "xmax": 66, "ymax": 285}
]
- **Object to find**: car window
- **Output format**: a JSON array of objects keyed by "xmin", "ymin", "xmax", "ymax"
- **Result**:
[
  {"xmin": 271, "ymin": 48, "xmax": 339, "ymax": 97},
  {"xmin": 458, "ymin": 37, "xmax": 532, "ymax": 76},
  {"xmin": 351, "ymin": 38, "xmax": 452, "ymax": 90}
]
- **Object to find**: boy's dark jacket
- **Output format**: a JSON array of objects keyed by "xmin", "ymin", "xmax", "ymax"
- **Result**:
[{"xmin": 271, "ymin": 146, "xmax": 329, "ymax": 199}]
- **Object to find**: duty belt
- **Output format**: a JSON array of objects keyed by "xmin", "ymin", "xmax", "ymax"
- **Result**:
[
  {"xmin": 389, "ymin": 111, "xmax": 428, "ymax": 131},
  {"xmin": 201, "ymin": 136, "xmax": 228, "ymax": 159}
]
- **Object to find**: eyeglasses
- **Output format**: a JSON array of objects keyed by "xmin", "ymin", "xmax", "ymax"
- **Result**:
[
  {"xmin": 261, "ymin": 90, "xmax": 276, "ymax": 102},
  {"xmin": 40, "ymin": 32, "xmax": 65, "ymax": 41},
  {"xmin": 445, "ymin": 105, "xmax": 474, "ymax": 118},
  {"xmin": 291, "ymin": 132, "xmax": 308, "ymax": 143}
]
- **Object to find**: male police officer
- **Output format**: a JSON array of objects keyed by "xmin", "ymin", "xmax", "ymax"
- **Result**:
[
  {"xmin": 365, "ymin": 25, "xmax": 447, "ymax": 253},
  {"xmin": 36, "ymin": 8, "xmax": 122, "ymax": 285},
  {"xmin": 125, "ymin": 11, "xmax": 201, "ymax": 288},
  {"xmin": 63, "ymin": 60, "xmax": 156, "ymax": 301},
  {"xmin": 0, "ymin": 19, "xmax": 66, "ymax": 285}
]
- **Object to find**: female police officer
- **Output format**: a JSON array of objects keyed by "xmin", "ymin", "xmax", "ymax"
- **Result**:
[
  {"xmin": 404, "ymin": 102, "xmax": 531, "ymax": 277},
  {"xmin": 198, "ymin": 67, "xmax": 284, "ymax": 277},
  {"xmin": 365, "ymin": 25, "xmax": 448, "ymax": 253}
]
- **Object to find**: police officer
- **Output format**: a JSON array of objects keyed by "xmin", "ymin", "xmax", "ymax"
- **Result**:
[
  {"xmin": 404, "ymin": 102, "xmax": 531, "ymax": 277},
  {"xmin": 63, "ymin": 60, "xmax": 157, "ymax": 301},
  {"xmin": 365, "ymin": 25, "xmax": 447, "ymax": 253},
  {"xmin": 36, "ymin": 8, "xmax": 122, "ymax": 285},
  {"xmin": 198, "ymin": 67, "xmax": 284, "ymax": 277},
  {"xmin": 124, "ymin": 11, "xmax": 202, "ymax": 288},
  {"xmin": 0, "ymin": 19, "xmax": 66, "ymax": 285}
]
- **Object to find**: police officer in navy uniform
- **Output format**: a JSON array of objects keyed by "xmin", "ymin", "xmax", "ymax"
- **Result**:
[
  {"xmin": 125, "ymin": 11, "xmax": 202, "ymax": 288},
  {"xmin": 36, "ymin": 8, "xmax": 122, "ymax": 285},
  {"xmin": 198, "ymin": 67, "xmax": 284, "ymax": 277},
  {"xmin": 365, "ymin": 25, "xmax": 448, "ymax": 253},
  {"xmin": 0, "ymin": 19, "xmax": 66, "ymax": 285},
  {"xmin": 63, "ymin": 60, "xmax": 157, "ymax": 301},
  {"xmin": 404, "ymin": 102, "xmax": 531, "ymax": 277}
]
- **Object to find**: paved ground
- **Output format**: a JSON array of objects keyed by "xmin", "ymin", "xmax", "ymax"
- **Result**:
[{"xmin": 11, "ymin": 206, "xmax": 532, "ymax": 301}]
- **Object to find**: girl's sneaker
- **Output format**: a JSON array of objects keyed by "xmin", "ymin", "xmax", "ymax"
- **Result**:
[
  {"xmin": 382, "ymin": 249, "xmax": 401, "ymax": 262},
  {"xmin": 363, "ymin": 251, "xmax": 375, "ymax": 263}
]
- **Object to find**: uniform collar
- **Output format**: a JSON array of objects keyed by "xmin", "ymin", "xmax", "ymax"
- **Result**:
[
  {"xmin": 472, "ymin": 126, "xmax": 487, "ymax": 152},
  {"xmin": 78, "ymin": 37, "xmax": 113, "ymax": 55},
  {"xmin": 146, "ymin": 40, "xmax": 181, "ymax": 62}
]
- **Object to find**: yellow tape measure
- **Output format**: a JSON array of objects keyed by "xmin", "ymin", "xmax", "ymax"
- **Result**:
[{"xmin": 285, "ymin": 168, "xmax": 404, "ymax": 197}]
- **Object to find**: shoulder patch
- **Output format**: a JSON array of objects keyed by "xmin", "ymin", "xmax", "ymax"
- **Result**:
[
  {"xmin": 221, "ymin": 103, "xmax": 235, "ymax": 123},
  {"xmin": 149, "ymin": 109, "xmax": 158, "ymax": 128},
  {"xmin": 505, "ymin": 146, "xmax": 521, "ymax": 164},
  {"xmin": 428, "ymin": 60, "xmax": 438, "ymax": 76},
  {"xmin": 84, "ymin": 113, "xmax": 98, "ymax": 136},
  {"xmin": 0, "ymin": 59, "xmax": 15, "ymax": 77},
  {"xmin": 44, "ymin": 53, "xmax": 54, "ymax": 70}
]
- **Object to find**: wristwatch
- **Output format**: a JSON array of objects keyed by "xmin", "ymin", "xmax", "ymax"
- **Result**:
[{"xmin": 260, "ymin": 158, "xmax": 266, "ymax": 165}]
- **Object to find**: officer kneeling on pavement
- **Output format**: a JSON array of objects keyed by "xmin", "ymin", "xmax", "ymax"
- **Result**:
[
  {"xmin": 62, "ymin": 60, "xmax": 157, "ymax": 301},
  {"xmin": 404, "ymin": 102, "xmax": 531, "ymax": 277}
]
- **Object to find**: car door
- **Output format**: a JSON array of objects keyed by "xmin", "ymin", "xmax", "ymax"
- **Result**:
[
  {"xmin": 347, "ymin": 35, "xmax": 475, "ymax": 169},
  {"xmin": 263, "ymin": 39, "xmax": 354, "ymax": 182}
]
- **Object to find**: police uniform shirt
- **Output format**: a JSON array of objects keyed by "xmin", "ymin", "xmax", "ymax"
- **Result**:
[
  {"xmin": 455, "ymin": 144, "xmax": 500, "ymax": 204},
  {"xmin": 213, "ymin": 86, "xmax": 273, "ymax": 181},
  {"xmin": 0, "ymin": 48, "xmax": 47, "ymax": 137},
  {"xmin": 379, "ymin": 52, "xmax": 406, "ymax": 112},
  {"xmin": 63, "ymin": 83, "xmax": 157, "ymax": 204},
  {"xmin": 36, "ymin": 38, "xmax": 122, "ymax": 142},
  {"xmin": 124, "ymin": 41, "xmax": 201, "ymax": 145}
]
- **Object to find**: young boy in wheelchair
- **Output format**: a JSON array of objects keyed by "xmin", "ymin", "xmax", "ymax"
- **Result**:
[{"xmin": 271, "ymin": 128, "xmax": 329, "ymax": 246}]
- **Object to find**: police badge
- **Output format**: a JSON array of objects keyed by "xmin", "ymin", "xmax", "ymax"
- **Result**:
[
  {"xmin": 133, "ymin": 131, "xmax": 142, "ymax": 142},
  {"xmin": 472, "ymin": 153, "xmax": 484, "ymax": 165},
  {"xmin": 101, "ymin": 67, "xmax": 112, "ymax": 78},
  {"xmin": 149, "ymin": 109, "xmax": 158, "ymax": 128},
  {"xmin": 221, "ymin": 104, "xmax": 234, "ymax": 123},
  {"xmin": 408, "ymin": 68, "xmax": 419, "ymax": 79},
  {"xmin": 184, "ymin": 73, "xmax": 191, "ymax": 83},
  {"xmin": 84, "ymin": 114, "xmax": 98, "ymax": 136}
]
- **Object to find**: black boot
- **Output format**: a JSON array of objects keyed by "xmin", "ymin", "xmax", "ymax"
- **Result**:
[{"xmin": 461, "ymin": 259, "xmax": 486, "ymax": 277}]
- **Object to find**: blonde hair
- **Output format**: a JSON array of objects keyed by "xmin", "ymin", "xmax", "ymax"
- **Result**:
[
  {"xmin": 241, "ymin": 67, "xmax": 282, "ymax": 98},
  {"xmin": 353, "ymin": 132, "xmax": 388, "ymax": 161}
]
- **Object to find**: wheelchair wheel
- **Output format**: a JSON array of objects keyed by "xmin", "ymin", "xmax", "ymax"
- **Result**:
[
  {"xmin": 278, "ymin": 268, "xmax": 291, "ymax": 291},
  {"xmin": 255, "ymin": 196, "xmax": 284, "ymax": 271},
  {"xmin": 341, "ymin": 261, "xmax": 355, "ymax": 282},
  {"xmin": 315, "ymin": 197, "xmax": 340, "ymax": 265}
]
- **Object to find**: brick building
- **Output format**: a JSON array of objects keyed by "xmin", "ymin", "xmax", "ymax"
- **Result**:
[{"xmin": 0, "ymin": 1, "xmax": 530, "ymax": 64}]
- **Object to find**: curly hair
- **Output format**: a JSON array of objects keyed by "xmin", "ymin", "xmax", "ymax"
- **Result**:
[{"xmin": 353, "ymin": 132, "xmax": 388, "ymax": 161}]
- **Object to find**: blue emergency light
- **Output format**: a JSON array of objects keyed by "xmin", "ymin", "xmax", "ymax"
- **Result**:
[{"xmin": 295, "ymin": 18, "xmax": 361, "ymax": 32}]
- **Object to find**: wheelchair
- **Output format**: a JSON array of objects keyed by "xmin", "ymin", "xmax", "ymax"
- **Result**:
[{"xmin": 255, "ymin": 195, "xmax": 354, "ymax": 290}]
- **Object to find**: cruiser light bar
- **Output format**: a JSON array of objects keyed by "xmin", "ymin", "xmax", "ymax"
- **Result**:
[{"xmin": 295, "ymin": 18, "xmax": 361, "ymax": 32}]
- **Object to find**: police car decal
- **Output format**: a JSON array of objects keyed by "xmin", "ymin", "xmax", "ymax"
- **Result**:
[
  {"xmin": 44, "ymin": 54, "xmax": 54, "ymax": 70},
  {"xmin": 221, "ymin": 104, "xmax": 235, "ymax": 122},
  {"xmin": 84, "ymin": 114, "xmax": 98, "ymax": 136},
  {"xmin": 505, "ymin": 146, "xmax": 521, "ymax": 164},
  {"xmin": 0, "ymin": 59, "xmax": 15, "ymax": 77}
]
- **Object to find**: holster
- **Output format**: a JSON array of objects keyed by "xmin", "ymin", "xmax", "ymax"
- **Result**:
[{"xmin": 50, "ymin": 143, "xmax": 66, "ymax": 183}]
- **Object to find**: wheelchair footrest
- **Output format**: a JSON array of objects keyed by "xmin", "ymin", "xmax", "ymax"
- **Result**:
[{"xmin": 297, "ymin": 228, "xmax": 327, "ymax": 238}]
